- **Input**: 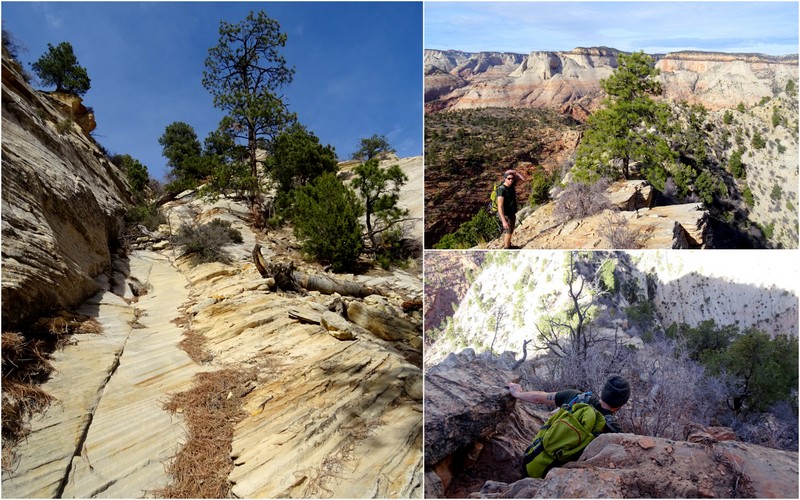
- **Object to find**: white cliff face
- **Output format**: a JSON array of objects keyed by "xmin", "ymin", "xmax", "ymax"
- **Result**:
[
  {"xmin": 1, "ymin": 53, "xmax": 131, "ymax": 329},
  {"xmin": 657, "ymin": 53, "xmax": 798, "ymax": 109},
  {"xmin": 425, "ymin": 48, "xmax": 798, "ymax": 113},
  {"xmin": 635, "ymin": 251, "xmax": 799, "ymax": 336}
]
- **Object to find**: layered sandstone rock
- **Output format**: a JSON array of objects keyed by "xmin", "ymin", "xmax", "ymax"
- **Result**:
[
  {"xmin": 425, "ymin": 47, "xmax": 798, "ymax": 114},
  {"xmin": 3, "ymin": 192, "xmax": 424, "ymax": 498},
  {"xmin": 474, "ymin": 433, "xmax": 798, "ymax": 498},
  {"xmin": 1, "ymin": 51, "xmax": 131, "ymax": 330}
]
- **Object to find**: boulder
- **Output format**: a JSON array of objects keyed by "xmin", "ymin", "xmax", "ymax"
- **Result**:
[
  {"xmin": 320, "ymin": 310, "xmax": 371, "ymax": 339},
  {"xmin": 424, "ymin": 350, "xmax": 522, "ymax": 467},
  {"xmin": 474, "ymin": 433, "xmax": 798, "ymax": 498},
  {"xmin": 347, "ymin": 300, "xmax": 419, "ymax": 341}
]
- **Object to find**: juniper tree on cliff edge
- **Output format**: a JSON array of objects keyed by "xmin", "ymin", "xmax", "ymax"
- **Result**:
[
  {"xmin": 202, "ymin": 10, "xmax": 295, "ymax": 226},
  {"xmin": 575, "ymin": 51, "xmax": 673, "ymax": 182},
  {"xmin": 31, "ymin": 42, "xmax": 91, "ymax": 96}
]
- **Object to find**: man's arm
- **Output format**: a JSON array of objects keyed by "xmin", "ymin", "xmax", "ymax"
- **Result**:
[{"xmin": 506, "ymin": 382, "xmax": 558, "ymax": 406}]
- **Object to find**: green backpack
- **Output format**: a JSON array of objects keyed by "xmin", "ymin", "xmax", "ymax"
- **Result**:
[
  {"xmin": 521, "ymin": 393, "xmax": 606, "ymax": 478},
  {"xmin": 489, "ymin": 182, "xmax": 502, "ymax": 212}
]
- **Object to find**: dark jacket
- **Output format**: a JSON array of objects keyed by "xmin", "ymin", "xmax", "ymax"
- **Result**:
[{"xmin": 555, "ymin": 389, "xmax": 624, "ymax": 434}]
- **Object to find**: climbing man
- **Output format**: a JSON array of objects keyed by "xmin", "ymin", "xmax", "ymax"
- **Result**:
[
  {"xmin": 506, "ymin": 375, "xmax": 630, "ymax": 478},
  {"xmin": 496, "ymin": 169, "xmax": 525, "ymax": 249}
]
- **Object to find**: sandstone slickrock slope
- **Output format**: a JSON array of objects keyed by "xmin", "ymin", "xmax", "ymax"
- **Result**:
[
  {"xmin": 1, "ymin": 252, "xmax": 200, "ymax": 498},
  {"xmin": 2, "ymin": 51, "xmax": 131, "ymax": 329},
  {"xmin": 146, "ymin": 194, "xmax": 425, "ymax": 498},
  {"xmin": 424, "ymin": 351, "xmax": 799, "ymax": 499}
]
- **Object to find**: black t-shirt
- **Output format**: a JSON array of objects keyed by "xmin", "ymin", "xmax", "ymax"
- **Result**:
[
  {"xmin": 496, "ymin": 183, "xmax": 517, "ymax": 215},
  {"xmin": 555, "ymin": 389, "xmax": 624, "ymax": 434}
]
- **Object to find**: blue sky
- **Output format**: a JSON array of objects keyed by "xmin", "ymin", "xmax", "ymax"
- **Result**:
[
  {"xmin": 425, "ymin": 1, "xmax": 799, "ymax": 56},
  {"xmin": 2, "ymin": 2, "xmax": 422, "ymax": 181}
]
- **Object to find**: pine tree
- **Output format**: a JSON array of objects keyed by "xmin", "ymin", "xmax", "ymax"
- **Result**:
[
  {"xmin": 575, "ymin": 51, "xmax": 673, "ymax": 181},
  {"xmin": 31, "ymin": 42, "xmax": 90, "ymax": 96}
]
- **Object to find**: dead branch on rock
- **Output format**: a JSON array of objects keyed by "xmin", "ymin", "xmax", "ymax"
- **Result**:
[
  {"xmin": 288, "ymin": 309, "xmax": 321, "ymax": 325},
  {"xmin": 252, "ymin": 243, "xmax": 269, "ymax": 278},
  {"xmin": 512, "ymin": 339, "xmax": 533, "ymax": 371},
  {"xmin": 293, "ymin": 272, "xmax": 375, "ymax": 298},
  {"xmin": 253, "ymin": 244, "xmax": 378, "ymax": 297}
]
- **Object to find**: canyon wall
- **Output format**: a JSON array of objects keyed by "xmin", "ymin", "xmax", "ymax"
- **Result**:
[
  {"xmin": 1, "ymin": 51, "xmax": 132, "ymax": 330},
  {"xmin": 425, "ymin": 47, "xmax": 798, "ymax": 116}
]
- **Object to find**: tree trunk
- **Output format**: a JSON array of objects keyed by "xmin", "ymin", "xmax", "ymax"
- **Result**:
[
  {"xmin": 292, "ymin": 272, "xmax": 375, "ymax": 298},
  {"xmin": 252, "ymin": 245, "xmax": 377, "ymax": 297},
  {"xmin": 248, "ymin": 124, "xmax": 263, "ymax": 227}
]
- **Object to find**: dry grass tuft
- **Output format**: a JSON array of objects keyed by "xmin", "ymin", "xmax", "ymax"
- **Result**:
[
  {"xmin": 179, "ymin": 329, "xmax": 213, "ymax": 365},
  {"xmin": 2, "ymin": 332, "xmax": 58, "ymax": 473},
  {"xmin": 78, "ymin": 318, "xmax": 104, "ymax": 334},
  {"xmin": 154, "ymin": 367, "xmax": 257, "ymax": 498},
  {"xmin": 172, "ymin": 311, "xmax": 213, "ymax": 364}
]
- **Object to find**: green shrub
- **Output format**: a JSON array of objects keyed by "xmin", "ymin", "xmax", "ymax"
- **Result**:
[
  {"xmin": 292, "ymin": 172, "xmax": 364, "ymax": 271},
  {"xmin": 528, "ymin": 170, "xmax": 553, "ymax": 206},
  {"xmin": 374, "ymin": 228, "xmax": 410, "ymax": 270},
  {"xmin": 751, "ymin": 130, "xmax": 766, "ymax": 150},
  {"xmin": 770, "ymin": 184, "xmax": 783, "ymax": 202},
  {"xmin": 56, "ymin": 119, "xmax": 73, "ymax": 134},
  {"xmin": 728, "ymin": 149, "xmax": 745, "ymax": 179},
  {"xmin": 172, "ymin": 219, "xmax": 243, "ymax": 265},
  {"xmin": 772, "ymin": 107, "xmax": 782, "ymax": 128},
  {"xmin": 723, "ymin": 110, "xmax": 734, "ymax": 125},
  {"xmin": 125, "ymin": 202, "xmax": 166, "ymax": 232},
  {"xmin": 705, "ymin": 329, "xmax": 798, "ymax": 412},
  {"xmin": 434, "ymin": 208, "xmax": 500, "ymax": 249},
  {"xmin": 742, "ymin": 184, "xmax": 754, "ymax": 207}
]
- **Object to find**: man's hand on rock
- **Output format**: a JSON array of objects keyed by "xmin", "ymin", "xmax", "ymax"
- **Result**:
[{"xmin": 506, "ymin": 382, "xmax": 522, "ymax": 397}]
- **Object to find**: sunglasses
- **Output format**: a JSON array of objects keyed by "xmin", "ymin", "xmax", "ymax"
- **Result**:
[{"xmin": 506, "ymin": 176, "xmax": 515, "ymax": 180}]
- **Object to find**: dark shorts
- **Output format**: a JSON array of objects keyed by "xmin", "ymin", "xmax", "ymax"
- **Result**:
[{"xmin": 501, "ymin": 214, "xmax": 516, "ymax": 234}]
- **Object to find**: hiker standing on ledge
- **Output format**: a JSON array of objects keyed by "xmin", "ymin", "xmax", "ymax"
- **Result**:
[{"xmin": 497, "ymin": 169, "xmax": 525, "ymax": 249}]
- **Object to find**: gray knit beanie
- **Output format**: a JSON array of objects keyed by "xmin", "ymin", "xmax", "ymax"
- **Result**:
[{"xmin": 601, "ymin": 375, "xmax": 630, "ymax": 408}]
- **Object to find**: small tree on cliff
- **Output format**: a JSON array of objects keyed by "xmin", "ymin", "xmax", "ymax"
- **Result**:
[
  {"xmin": 202, "ymin": 10, "xmax": 295, "ymax": 225},
  {"xmin": 575, "ymin": 51, "xmax": 672, "ymax": 181},
  {"xmin": 351, "ymin": 134, "xmax": 396, "ymax": 162},
  {"xmin": 352, "ymin": 157, "xmax": 409, "ymax": 251},
  {"xmin": 111, "ymin": 154, "xmax": 150, "ymax": 199},
  {"xmin": 31, "ymin": 42, "xmax": 91, "ymax": 96},
  {"xmin": 159, "ymin": 121, "xmax": 205, "ymax": 190}
]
